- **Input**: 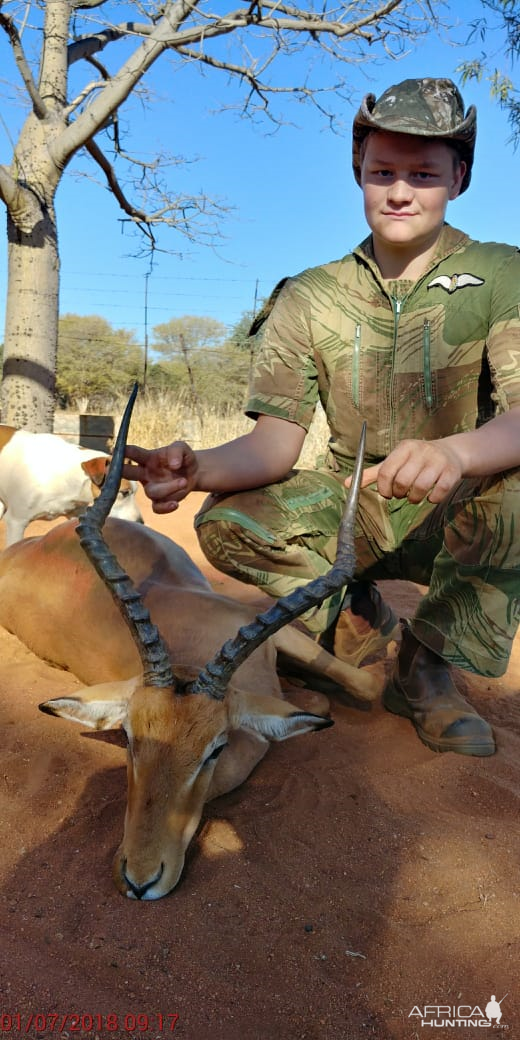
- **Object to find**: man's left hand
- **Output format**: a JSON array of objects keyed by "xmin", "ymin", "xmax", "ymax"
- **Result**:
[{"xmin": 347, "ymin": 439, "xmax": 464, "ymax": 503}]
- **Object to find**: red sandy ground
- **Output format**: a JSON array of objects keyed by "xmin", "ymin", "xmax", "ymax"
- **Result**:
[{"xmin": 0, "ymin": 489, "xmax": 519, "ymax": 1040}]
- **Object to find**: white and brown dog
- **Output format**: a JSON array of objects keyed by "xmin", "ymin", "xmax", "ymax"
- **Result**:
[{"xmin": 0, "ymin": 425, "xmax": 143, "ymax": 546}]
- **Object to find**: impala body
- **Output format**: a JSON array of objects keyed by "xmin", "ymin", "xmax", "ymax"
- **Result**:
[
  {"xmin": 0, "ymin": 386, "xmax": 370, "ymax": 900},
  {"xmin": 0, "ymin": 518, "xmax": 376, "ymax": 899}
]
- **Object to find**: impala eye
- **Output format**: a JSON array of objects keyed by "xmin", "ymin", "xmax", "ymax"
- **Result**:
[{"xmin": 203, "ymin": 742, "xmax": 228, "ymax": 767}]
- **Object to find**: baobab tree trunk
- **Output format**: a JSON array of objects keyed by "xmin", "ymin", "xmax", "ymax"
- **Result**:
[
  {"xmin": 2, "ymin": 205, "xmax": 59, "ymax": 431},
  {"xmin": 0, "ymin": 106, "xmax": 62, "ymax": 431}
]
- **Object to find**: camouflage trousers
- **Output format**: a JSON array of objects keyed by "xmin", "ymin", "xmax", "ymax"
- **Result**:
[{"xmin": 194, "ymin": 467, "xmax": 520, "ymax": 678}]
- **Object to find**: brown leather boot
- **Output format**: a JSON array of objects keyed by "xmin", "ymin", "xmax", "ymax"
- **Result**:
[
  {"xmin": 323, "ymin": 581, "xmax": 400, "ymax": 667},
  {"xmin": 384, "ymin": 623, "xmax": 495, "ymax": 756}
]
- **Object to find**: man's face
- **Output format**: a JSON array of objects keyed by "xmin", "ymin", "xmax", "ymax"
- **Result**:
[{"xmin": 360, "ymin": 131, "xmax": 466, "ymax": 258}]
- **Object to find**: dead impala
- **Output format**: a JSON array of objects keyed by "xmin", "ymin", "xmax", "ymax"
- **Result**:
[{"xmin": 0, "ymin": 387, "xmax": 371, "ymax": 900}]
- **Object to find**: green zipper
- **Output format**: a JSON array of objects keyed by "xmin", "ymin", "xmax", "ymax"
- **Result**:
[
  {"xmin": 390, "ymin": 297, "xmax": 402, "ymax": 429},
  {"xmin": 352, "ymin": 323, "xmax": 361, "ymax": 408},
  {"xmin": 390, "ymin": 294, "xmax": 433, "ymax": 415},
  {"xmin": 423, "ymin": 319, "xmax": 433, "ymax": 409}
]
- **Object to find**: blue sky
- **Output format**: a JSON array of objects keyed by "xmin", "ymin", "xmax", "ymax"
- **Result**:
[{"xmin": 0, "ymin": 3, "xmax": 519, "ymax": 344}]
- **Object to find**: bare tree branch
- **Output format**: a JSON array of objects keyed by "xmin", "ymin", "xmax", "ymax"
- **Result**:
[
  {"xmin": 55, "ymin": 1, "xmax": 196, "ymax": 163},
  {"xmin": 84, "ymin": 135, "xmax": 225, "ymax": 243},
  {"xmin": 0, "ymin": 164, "xmax": 18, "ymax": 208},
  {"xmin": 84, "ymin": 137, "xmax": 160, "ymax": 225},
  {"xmin": 64, "ymin": 76, "xmax": 106, "ymax": 117},
  {"xmin": 57, "ymin": 0, "xmax": 432, "ymax": 169},
  {"xmin": 172, "ymin": 0, "xmax": 406, "ymax": 47},
  {"xmin": 67, "ymin": 25, "xmax": 154, "ymax": 66},
  {"xmin": 0, "ymin": 10, "xmax": 47, "ymax": 117},
  {"xmin": 73, "ymin": 0, "xmax": 113, "ymax": 8},
  {"xmin": 176, "ymin": 41, "xmax": 343, "ymax": 96},
  {"xmin": 0, "ymin": 164, "xmax": 42, "ymax": 233},
  {"xmin": 175, "ymin": 41, "xmax": 348, "ymax": 126}
]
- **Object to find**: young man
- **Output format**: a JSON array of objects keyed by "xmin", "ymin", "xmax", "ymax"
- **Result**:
[{"xmin": 124, "ymin": 78, "xmax": 520, "ymax": 758}]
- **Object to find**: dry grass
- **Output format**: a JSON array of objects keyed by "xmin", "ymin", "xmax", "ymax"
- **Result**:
[{"xmin": 112, "ymin": 390, "xmax": 329, "ymax": 469}]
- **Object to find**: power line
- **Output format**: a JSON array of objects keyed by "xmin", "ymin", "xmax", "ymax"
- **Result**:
[
  {"xmin": 61, "ymin": 289, "xmax": 249, "ymax": 299},
  {"xmin": 62, "ymin": 271, "xmax": 274, "ymax": 283}
]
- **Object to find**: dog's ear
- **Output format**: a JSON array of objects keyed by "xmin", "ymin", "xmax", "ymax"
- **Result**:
[
  {"xmin": 0, "ymin": 426, "xmax": 17, "ymax": 450},
  {"xmin": 81, "ymin": 456, "xmax": 108, "ymax": 487}
]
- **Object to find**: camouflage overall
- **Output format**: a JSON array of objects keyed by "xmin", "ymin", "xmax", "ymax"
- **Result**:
[{"xmin": 196, "ymin": 225, "xmax": 520, "ymax": 678}]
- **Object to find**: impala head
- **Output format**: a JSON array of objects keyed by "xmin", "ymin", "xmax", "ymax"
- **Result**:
[
  {"xmin": 117, "ymin": 686, "xmax": 231, "ymax": 899},
  {"xmin": 39, "ymin": 385, "xmax": 366, "ymax": 899},
  {"xmin": 42, "ymin": 670, "xmax": 331, "ymax": 899}
]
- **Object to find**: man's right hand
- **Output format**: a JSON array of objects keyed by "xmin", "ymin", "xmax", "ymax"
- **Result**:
[
  {"xmin": 122, "ymin": 441, "xmax": 199, "ymax": 513},
  {"xmin": 121, "ymin": 414, "xmax": 307, "ymax": 512}
]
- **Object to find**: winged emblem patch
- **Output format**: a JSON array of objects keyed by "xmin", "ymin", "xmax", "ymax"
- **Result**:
[{"xmin": 427, "ymin": 273, "xmax": 485, "ymax": 293}]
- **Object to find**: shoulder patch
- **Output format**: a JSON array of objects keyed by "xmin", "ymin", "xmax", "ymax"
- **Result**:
[{"xmin": 427, "ymin": 273, "xmax": 485, "ymax": 294}]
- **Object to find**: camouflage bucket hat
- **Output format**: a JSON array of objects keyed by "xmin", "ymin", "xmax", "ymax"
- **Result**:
[{"xmin": 352, "ymin": 78, "xmax": 476, "ymax": 193}]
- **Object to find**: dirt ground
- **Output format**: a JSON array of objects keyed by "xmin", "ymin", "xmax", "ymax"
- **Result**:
[{"xmin": 1, "ymin": 488, "xmax": 519, "ymax": 1040}]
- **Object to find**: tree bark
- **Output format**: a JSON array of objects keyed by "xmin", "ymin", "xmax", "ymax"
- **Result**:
[
  {"xmin": 1, "ymin": 105, "xmax": 64, "ymax": 429},
  {"xmin": 2, "ymin": 202, "xmax": 59, "ymax": 431}
]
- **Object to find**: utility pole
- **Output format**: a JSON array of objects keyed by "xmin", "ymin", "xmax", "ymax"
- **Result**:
[{"xmin": 143, "ymin": 269, "xmax": 150, "ymax": 390}]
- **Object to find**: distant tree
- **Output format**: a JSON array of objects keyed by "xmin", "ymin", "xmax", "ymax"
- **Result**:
[
  {"xmin": 458, "ymin": 0, "xmax": 520, "ymax": 140},
  {"xmin": 57, "ymin": 314, "xmax": 142, "ymax": 407},
  {"xmin": 149, "ymin": 312, "xmax": 261, "ymax": 412},
  {"xmin": 227, "ymin": 310, "xmax": 256, "ymax": 351},
  {"xmin": 152, "ymin": 317, "xmax": 227, "ymax": 362},
  {"xmin": 0, "ymin": 0, "xmax": 449, "ymax": 430},
  {"xmin": 196, "ymin": 341, "xmax": 252, "ymax": 412},
  {"xmin": 153, "ymin": 315, "xmax": 228, "ymax": 424},
  {"xmin": 145, "ymin": 360, "xmax": 181, "ymax": 393},
  {"xmin": 225, "ymin": 298, "xmax": 273, "ymax": 385}
]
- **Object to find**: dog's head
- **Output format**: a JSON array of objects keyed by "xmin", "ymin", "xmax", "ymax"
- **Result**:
[{"xmin": 81, "ymin": 456, "xmax": 144, "ymax": 524}]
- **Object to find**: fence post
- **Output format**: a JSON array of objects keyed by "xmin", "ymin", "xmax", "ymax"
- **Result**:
[{"xmin": 52, "ymin": 414, "xmax": 115, "ymax": 453}]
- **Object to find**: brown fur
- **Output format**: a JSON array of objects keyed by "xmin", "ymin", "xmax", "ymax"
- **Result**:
[
  {"xmin": 0, "ymin": 426, "xmax": 16, "ymax": 450},
  {"xmin": 0, "ymin": 517, "xmax": 377, "ymax": 899}
]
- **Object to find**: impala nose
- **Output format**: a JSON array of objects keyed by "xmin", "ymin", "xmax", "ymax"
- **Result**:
[{"xmin": 122, "ymin": 860, "xmax": 165, "ymax": 900}]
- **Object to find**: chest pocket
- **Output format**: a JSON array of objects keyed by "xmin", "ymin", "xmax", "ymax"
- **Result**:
[
  {"xmin": 399, "ymin": 304, "xmax": 445, "ymax": 412},
  {"xmin": 403, "ymin": 295, "xmax": 488, "ymax": 429},
  {"xmin": 338, "ymin": 322, "xmax": 362, "ymax": 408},
  {"xmin": 312, "ymin": 311, "xmax": 363, "ymax": 418}
]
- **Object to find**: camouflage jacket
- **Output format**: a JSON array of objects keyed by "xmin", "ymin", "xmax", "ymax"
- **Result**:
[{"xmin": 246, "ymin": 224, "xmax": 520, "ymax": 474}]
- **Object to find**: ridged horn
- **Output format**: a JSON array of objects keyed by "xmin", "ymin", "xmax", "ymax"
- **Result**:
[
  {"xmin": 189, "ymin": 421, "xmax": 367, "ymax": 700},
  {"xmin": 76, "ymin": 383, "xmax": 175, "ymax": 689}
]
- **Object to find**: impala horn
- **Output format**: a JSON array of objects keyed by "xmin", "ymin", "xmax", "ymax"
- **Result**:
[
  {"xmin": 76, "ymin": 383, "xmax": 175, "ymax": 689},
  {"xmin": 189, "ymin": 422, "xmax": 367, "ymax": 700}
]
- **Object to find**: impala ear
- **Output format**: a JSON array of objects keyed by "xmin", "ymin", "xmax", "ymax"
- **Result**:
[
  {"xmin": 39, "ymin": 676, "xmax": 140, "ymax": 730},
  {"xmin": 233, "ymin": 691, "xmax": 333, "ymax": 741}
]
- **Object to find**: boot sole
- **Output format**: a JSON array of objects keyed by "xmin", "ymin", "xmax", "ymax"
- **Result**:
[{"xmin": 383, "ymin": 681, "xmax": 496, "ymax": 757}]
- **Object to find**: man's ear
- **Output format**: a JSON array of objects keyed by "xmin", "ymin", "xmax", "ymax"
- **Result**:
[{"xmin": 449, "ymin": 158, "xmax": 467, "ymax": 200}]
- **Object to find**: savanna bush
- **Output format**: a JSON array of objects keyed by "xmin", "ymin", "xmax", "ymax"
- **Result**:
[{"xmin": 110, "ymin": 389, "xmax": 329, "ymax": 469}]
